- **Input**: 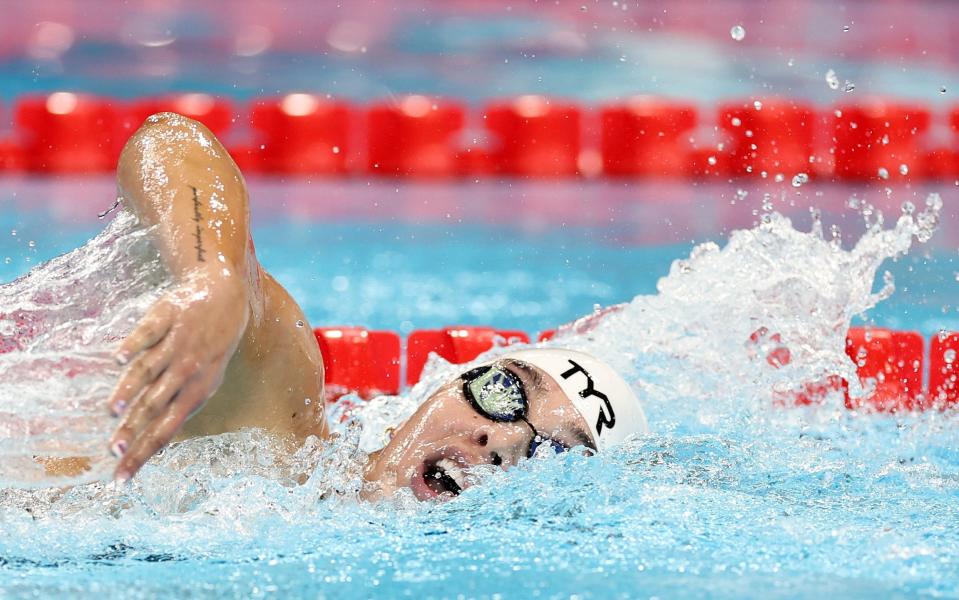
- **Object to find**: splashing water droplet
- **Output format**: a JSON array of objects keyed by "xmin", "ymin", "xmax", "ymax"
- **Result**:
[
  {"xmin": 901, "ymin": 201, "xmax": 915, "ymax": 215},
  {"xmin": 791, "ymin": 173, "xmax": 809, "ymax": 187},
  {"xmin": 730, "ymin": 25, "xmax": 745, "ymax": 41},
  {"xmin": 761, "ymin": 193, "xmax": 774, "ymax": 212},
  {"xmin": 899, "ymin": 164, "xmax": 909, "ymax": 176},
  {"xmin": 825, "ymin": 69, "xmax": 840, "ymax": 90}
]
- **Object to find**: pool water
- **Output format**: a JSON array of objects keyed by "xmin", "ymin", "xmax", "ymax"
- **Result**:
[{"xmin": 1, "ymin": 176, "xmax": 958, "ymax": 598}]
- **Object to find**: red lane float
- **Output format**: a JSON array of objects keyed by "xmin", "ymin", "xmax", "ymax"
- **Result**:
[
  {"xmin": 720, "ymin": 98, "xmax": 816, "ymax": 177},
  {"xmin": 484, "ymin": 96, "xmax": 581, "ymax": 177},
  {"xmin": 601, "ymin": 97, "xmax": 697, "ymax": 177},
  {"xmin": 844, "ymin": 327, "xmax": 924, "ymax": 411},
  {"xmin": 0, "ymin": 140, "xmax": 23, "ymax": 172},
  {"xmin": 129, "ymin": 94, "xmax": 235, "ymax": 137},
  {"xmin": 924, "ymin": 107, "xmax": 959, "ymax": 179},
  {"xmin": 367, "ymin": 96, "xmax": 465, "ymax": 177},
  {"xmin": 832, "ymin": 100, "xmax": 930, "ymax": 181},
  {"xmin": 929, "ymin": 333, "xmax": 959, "ymax": 406},
  {"xmin": 3, "ymin": 94, "xmax": 959, "ymax": 180},
  {"xmin": 249, "ymin": 94, "xmax": 351, "ymax": 174},
  {"xmin": 15, "ymin": 93, "xmax": 120, "ymax": 173},
  {"xmin": 406, "ymin": 326, "xmax": 530, "ymax": 385},
  {"xmin": 314, "ymin": 327, "xmax": 401, "ymax": 402}
]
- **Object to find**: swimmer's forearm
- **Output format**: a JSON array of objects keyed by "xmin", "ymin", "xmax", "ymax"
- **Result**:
[{"xmin": 116, "ymin": 113, "xmax": 253, "ymax": 285}]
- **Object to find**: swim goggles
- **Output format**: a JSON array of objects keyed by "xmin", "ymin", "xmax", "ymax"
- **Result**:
[{"xmin": 460, "ymin": 364, "xmax": 568, "ymax": 458}]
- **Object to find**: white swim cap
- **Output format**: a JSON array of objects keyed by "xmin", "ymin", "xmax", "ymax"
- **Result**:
[{"xmin": 499, "ymin": 348, "xmax": 648, "ymax": 451}]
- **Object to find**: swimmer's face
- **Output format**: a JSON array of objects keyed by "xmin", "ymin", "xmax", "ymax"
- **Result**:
[{"xmin": 362, "ymin": 359, "xmax": 596, "ymax": 501}]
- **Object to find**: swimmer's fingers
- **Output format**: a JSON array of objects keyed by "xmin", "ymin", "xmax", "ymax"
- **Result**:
[
  {"xmin": 113, "ymin": 370, "xmax": 217, "ymax": 482},
  {"xmin": 107, "ymin": 336, "xmax": 176, "ymax": 416},
  {"xmin": 115, "ymin": 300, "xmax": 175, "ymax": 364},
  {"xmin": 109, "ymin": 364, "xmax": 189, "ymax": 452}
]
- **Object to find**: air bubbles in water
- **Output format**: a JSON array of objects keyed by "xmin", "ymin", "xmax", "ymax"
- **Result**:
[
  {"xmin": 825, "ymin": 69, "xmax": 840, "ymax": 90},
  {"xmin": 877, "ymin": 167, "xmax": 889, "ymax": 180},
  {"xmin": 901, "ymin": 201, "xmax": 915, "ymax": 215},
  {"xmin": 941, "ymin": 86, "xmax": 947, "ymax": 95},
  {"xmin": 296, "ymin": 319, "xmax": 305, "ymax": 328},
  {"xmin": 945, "ymin": 349, "xmax": 957, "ymax": 364},
  {"xmin": 707, "ymin": 156, "xmax": 717, "ymax": 166},
  {"xmin": 842, "ymin": 24, "xmax": 851, "ymax": 32},
  {"xmin": 791, "ymin": 173, "xmax": 809, "ymax": 187},
  {"xmin": 730, "ymin": 25, "xmax": 745, "ymax": 41},
  {"xmin": 753, "ymin": 100, "xmax": 763, "ymax": 111},
  {"xmin": 844, "ymin": 81, "xmax": 856, "ymax": 93},
  {"xmin": 899, "ymin": 164, "xmax": 909, "ymax": 176}
]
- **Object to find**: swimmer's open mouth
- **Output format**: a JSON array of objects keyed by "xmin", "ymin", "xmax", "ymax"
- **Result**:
[{"xmin": 424, "ymin": 457, "xmax": 465, "ymax": 496}]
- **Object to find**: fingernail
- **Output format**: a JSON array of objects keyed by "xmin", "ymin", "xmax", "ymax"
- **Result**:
[
  {"xmin": 115, "ymin": 471, "xmax": 130, "ymax": 485},
  {"xmin": 115, "ymin": 352, "xmax": 129, "ymax": 366},
  {"xmin": 111, "ymin": 440, "xmax": 128, "ymax": 458},
  {"xmin": 111, "ymin": 400, "xmax": 127, "ymax": 418}
]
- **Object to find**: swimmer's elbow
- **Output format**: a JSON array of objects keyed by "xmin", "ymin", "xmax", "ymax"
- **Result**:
[
  {"xmin": 117, "ymin": 111, "xmax": 241, "ymax": 196},
  {"xmin": 119, "ymin": 112, "xmax": 216, "ymax": 164}
]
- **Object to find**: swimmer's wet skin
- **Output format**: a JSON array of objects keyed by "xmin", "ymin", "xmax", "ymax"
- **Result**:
[{"xmin": 53, "ymin": 112, "xmax": 648, "ymax": 500}]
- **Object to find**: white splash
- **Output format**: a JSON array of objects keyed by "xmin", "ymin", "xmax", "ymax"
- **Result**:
[{"xmin": 0, "ymin": 210, "xmax": 169, "ymax": 487}]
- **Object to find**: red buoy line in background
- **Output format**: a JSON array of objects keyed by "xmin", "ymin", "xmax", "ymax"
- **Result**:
[
  {"xmin": 317, "ymin": 325, "xmax": 959, "ymax": 414},
  {"xmin": 1, "ymin": 92, "xmax": 958, "ymax": 179}
]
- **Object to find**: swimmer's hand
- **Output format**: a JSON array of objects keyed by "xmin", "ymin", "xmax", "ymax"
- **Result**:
[{"xmin": 106, "ymin": 268, "xmax": 250, "ymax": 482}]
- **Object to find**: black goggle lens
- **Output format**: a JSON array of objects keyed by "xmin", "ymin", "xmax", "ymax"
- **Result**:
[
  {"xmin": 461, "ymin": 365, "xmax": 569, "ymax": 459},
  {"xmin": 462, "ymin": 365, "xmax": 528, "ymax": 422}
]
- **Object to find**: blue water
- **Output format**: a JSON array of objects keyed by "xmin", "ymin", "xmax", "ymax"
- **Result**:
[
  {"xmin": 0, "ymin": 179, "xmax": 956, "ymax": 335},
  {"xmin": 0, "ymin": 177, "xmax": 957, "ymax": 598}
]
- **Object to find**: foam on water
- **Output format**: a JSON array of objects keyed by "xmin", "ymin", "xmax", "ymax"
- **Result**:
[
  {"xmin": 1, "ymin": 197, "xmax": 957, "ymax": 598},
  {"xmin": 0, "ymin": 211, "xmax": 169, "ymax": 486}
]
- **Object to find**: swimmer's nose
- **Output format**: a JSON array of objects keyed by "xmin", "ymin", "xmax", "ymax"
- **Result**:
[{"xmin": 469, "ymin": 423, "xmax": 529, "ymax": 468}]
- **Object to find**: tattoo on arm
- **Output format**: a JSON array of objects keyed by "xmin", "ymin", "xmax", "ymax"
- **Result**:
[{"xmin": 190, "ymin": 186, "xmax": 206, "ymax": 263}]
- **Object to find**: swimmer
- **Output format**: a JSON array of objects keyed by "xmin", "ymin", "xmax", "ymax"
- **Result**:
[{"xmin": 62, "ymin": 113, "xmax": 649, "ymax": 499}]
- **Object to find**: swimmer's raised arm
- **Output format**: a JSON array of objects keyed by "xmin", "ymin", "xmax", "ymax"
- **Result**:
[
  {"xmin": 116, "ymin": 112, "xmax": 257, "ymax": 291},
  {"xmin": 106, "ymin": 113, "xmax": 263, "ymax": 482}
]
